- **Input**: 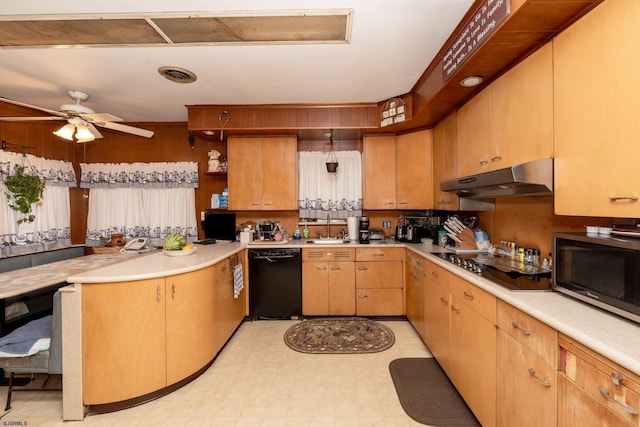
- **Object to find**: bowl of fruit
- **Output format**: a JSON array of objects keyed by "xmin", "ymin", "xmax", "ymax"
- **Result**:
[{"xmin": 162, "ymin": 234, "xmax": 196, "ymax": 256}]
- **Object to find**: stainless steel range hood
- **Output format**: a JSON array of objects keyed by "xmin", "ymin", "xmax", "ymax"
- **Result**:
[{"xmin": 440, "ymin": 158, "xmax": 553, "ymax": 210}]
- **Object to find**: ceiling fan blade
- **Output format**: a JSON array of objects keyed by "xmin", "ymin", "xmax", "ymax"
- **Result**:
[
  {"xmin": 0, "ymin": 116, "xmax": 65, "ymax": 121},
  {"xmin": 88, "ymin": 123, "xmax": 104, "ymax": 139},
  {"xmin": 0, "ymin": 96, "xmax": 67, "ymax": 117},
  {"xmin": 97, "ymin": 121, "xmax": 154, "ymax": 138},
  {"xmin": 82, "ymin": 112, "xmax": 122, "ymax": 123}
]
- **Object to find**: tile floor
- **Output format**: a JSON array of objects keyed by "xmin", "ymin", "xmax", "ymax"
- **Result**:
[{"xmin": 0, "ymin": 319, "xmax": 433, "ymax": 426}]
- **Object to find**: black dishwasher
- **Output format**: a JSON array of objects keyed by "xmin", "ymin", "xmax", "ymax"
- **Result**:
[{"xmin": 248, "ymin": 248, "xmax": 302, "ymax": 320}]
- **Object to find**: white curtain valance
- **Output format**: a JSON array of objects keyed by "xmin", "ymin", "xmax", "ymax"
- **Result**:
[
  {"xmin": 0, "ymin": 149, "xmax": 77, "ymax": 187},
  {"xmin": 80, "ymin": 162, "xmax": 199, "ymax": 189},
  {"xmin": 298, "ymin": 151, "xmax": 363, "ymax": 219}
]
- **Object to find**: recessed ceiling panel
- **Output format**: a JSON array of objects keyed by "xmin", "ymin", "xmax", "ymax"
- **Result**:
[{"xmin": 0, "ymin": 19, "xmax": 166, "ymax": 47}]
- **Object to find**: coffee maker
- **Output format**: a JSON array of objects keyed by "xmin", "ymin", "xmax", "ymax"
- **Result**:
[{"xmin": 358, "ymin": 216, "xmax": 370, "ymax": 244}]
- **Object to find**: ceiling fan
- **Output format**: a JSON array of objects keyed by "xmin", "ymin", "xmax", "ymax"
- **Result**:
[{"xmin": 0, "ymin": 90, "xmax": 154, "ymax": 142}]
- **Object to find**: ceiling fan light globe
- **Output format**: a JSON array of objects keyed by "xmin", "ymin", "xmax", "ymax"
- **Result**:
[
  {"xmin": 53, "ymin": 123, "xmax": 76, "ymax": 141},
  {"xmin": 74, "ymin": 124, "xmax": 95, "ymax": 141}
]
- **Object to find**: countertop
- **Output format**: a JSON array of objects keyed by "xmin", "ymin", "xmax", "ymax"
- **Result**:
[{"xmin": 63, "ymin": 238, "xmax": 640, "ymax": 377}]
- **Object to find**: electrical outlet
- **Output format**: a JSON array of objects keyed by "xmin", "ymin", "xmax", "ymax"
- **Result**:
[
  {"xmin": 382, "ymin": 220, "xmax": 391, "ymax": 229},
  {"xmin": 200, "ymin": 211, "xmax": 205, "ymax": 221}
]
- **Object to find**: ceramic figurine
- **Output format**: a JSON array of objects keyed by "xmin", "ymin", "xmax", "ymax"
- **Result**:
[{"xmin": 207, "ymin": 149, "xmax": 221, "ymax": 172}]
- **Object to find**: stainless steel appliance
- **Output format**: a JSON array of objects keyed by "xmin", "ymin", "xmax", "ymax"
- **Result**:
[
  {"xmin": 432, "ymin": 252, "xmax": 552, "ymax": 291},
  {"xmin": 553, "ymin": 232, "xmax": 640, "ymax": 324},
  {"xmin": 397, "ymin": 216, "xmax": 435, "ymax": 243},
  {"xmin": 359, "ymin": 216, "xmax": 370, "ymax": 244},
  {"xmin": 248, "ymin": 248, "xmax": 302, "ymax": 320}
]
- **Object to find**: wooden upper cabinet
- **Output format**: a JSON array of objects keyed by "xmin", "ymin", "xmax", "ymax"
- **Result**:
[
  {"xmin": 433, "ymin": 112, "xmax": 459, "ymax": 210},
  {"xmin": 364, "ymin": 132, "xmax": 432, "ymax": 210},
  {"xmin": 457, "ymin": 43, "xmax": 553, "ymax": 177},
  {"xmin": 554, "ymin": 0, "xmax": 640, "ymax": 217},
  {"xmin": 227, "ymin": 136, "xmax": 297, "ymax": 210},
  {"xmin": 363, "ymin": 135, "xmax": 397, "ymax": 209},
  {"xmin": 396, "ymin": 130, "xmax": 432, "ymax": 209}
]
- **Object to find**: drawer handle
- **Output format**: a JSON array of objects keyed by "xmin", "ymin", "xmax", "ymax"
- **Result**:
[
  {"xmin": 491, "ymin": 155, "xmax": 503, "ymax": 162},
  {"xmin": 599, "ymin": 387, "xmax": 639, "ymax": 415},
  {"xmin": 358, "ymin": 266, "xmax": 368, "ymax": 271},
  {"xmin": 440, "ymin": 297, "xmax": 449, "ymax": 305},
  {"xmin": 373, "ymin": 253, "xmax": 384, "ymax": 257},
  {"xmin": 157, "ymin": 285, "xmax": 161, "ymax": 302},
  {"xmin": 528, "ymin": 368, "xmax": 551, "ymax": 388},
  {"xmin": 172, "ymin": 283, "xmax": 176, "ymax": 299},
  {"xmin": 608, "ymin": 196, "xmax": 639, "ymax": 202},
  {"xmin": 330, "ymin": 267, "xmax": 341, "ymax": 271},
  {"xmin": 317, "ymin": 266, "xmax": 327, "ymax": 270},
  {"xmin": 358, "ymin": 294, "xmax": 368, "ymax": 298},
  {"xmin": 480, "ymin": 160, "xmax": 489, "ymax": 166},
  {"xmin": 451, "ymin": 304, "xmax": 460, "ymax": 313},
  {"xmin": 511, "ymin": 321, "xmax": 531, "ymax": 336},
  {"xmin": 432, "ymin": 271, "xmax": 439, "ymax": 278},
  {"xmin": 463, "ymin": 291, "xmax": 475, "ymax": 300}
]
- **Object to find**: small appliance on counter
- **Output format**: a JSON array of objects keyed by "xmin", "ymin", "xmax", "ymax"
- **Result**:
[
  {"xmin": 359, "ymin": 216, "xmax": 370, "ymax": 244},
  {"xmin": 256, "ymin": 219, "xmax": 275, "ymax": 240},
  {"xmin": 369, "ymin": 228, "xmax": 386, "ymax": 243},
  {"xmin": 396, "ymin": 216, "xmax": 435, "ymax": 243}
]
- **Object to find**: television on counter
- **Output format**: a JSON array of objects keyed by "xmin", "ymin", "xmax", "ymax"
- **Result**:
[{"xmin": 202, "ymin": 212, "xmax": 237, "ymax": 241}]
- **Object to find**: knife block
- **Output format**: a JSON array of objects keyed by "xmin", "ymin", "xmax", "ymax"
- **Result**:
[{"xmin": 455, "ymin": 227, "xmax": 477, "ymax": 250}]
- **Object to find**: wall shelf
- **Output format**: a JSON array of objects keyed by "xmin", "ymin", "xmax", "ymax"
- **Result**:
[{"xmin": 204, "ymin": 171, "xmax": 227, "ymax": 176}]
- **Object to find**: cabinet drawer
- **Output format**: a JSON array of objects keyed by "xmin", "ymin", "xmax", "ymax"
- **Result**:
[
  {"xmin": 356, "ymin": 288, "xmax": 403, "ymax": 316},
  {"xmin": 450, "ymin": 275, "xmax": 496, "ymax": 323},
  {"xmin": 303, "ymin": 248, "xmax": 355, "ymax": 262},
  {"xmin": 356, "ymin": 261, "xmax": 403, "ymax": 289},
  {"xmin": 560, "ymin": 336, "xmax": 640, "ymax": 425},
  {"xmin": 498, "ymin": 300, "xmax": 557, "ymax": 366},
  {"xmin": 356, "ymin": 247, "xmax": 404, "ymax": 261},
  {"xmin": 424, "ymin": 259, "xmax": 450, "ymax": 290}
]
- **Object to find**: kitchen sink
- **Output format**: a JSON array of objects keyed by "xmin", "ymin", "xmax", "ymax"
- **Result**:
[{"xmin": 305, "ymin": 238, "xmax": 351, "ymax": 244}]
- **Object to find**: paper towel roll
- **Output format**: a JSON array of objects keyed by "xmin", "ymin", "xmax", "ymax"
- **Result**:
[{"xmin": 347, "ymin": 216, "xmax": 359, "ymax": 241}]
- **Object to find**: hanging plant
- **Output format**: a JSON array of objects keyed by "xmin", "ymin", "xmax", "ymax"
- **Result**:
[{"xmin": 4, "ymin": 165, "xmax": 46, "ymax": 225}]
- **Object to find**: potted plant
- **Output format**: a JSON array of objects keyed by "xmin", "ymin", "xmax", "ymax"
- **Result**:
[{"xmin": 4, "ymin": 165, "xmax": 46, "ymax": 225}]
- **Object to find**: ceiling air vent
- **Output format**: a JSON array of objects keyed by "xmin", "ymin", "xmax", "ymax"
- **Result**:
[{"xmin": 158, "ymin": 66, "xmax": 197, "ymax": 83}]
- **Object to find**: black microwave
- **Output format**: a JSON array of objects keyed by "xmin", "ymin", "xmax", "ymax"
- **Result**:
[{"xmin": 553, "ymin": 232, "xmax": 640, "ymax": 324}]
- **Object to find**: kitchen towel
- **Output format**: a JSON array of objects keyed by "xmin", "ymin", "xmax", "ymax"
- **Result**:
[{"xmin": 233, "ymin": 263, "xmax": 244, "ymax": 299}]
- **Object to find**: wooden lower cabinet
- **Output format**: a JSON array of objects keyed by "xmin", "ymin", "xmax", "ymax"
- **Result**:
[
  {"xmin": 355, "ymin": 248, "xmax": 404, "ymax": 316},
  {"xmin": 422, "ymin": 260, "xmax": 451, "ymax": 372},
  {"xmin": 496, "ymin": 301, "xmax": 557, "ymax": 427},
  {"xmin": 81, "ymin": 262, "xmax": 242, "ymax": 406},
  {"xmin": 405, "ymin": 252, "xmax": 426, "ymax": 338},
  {"xmin": 82, "ymin": 278, "xmax": 167, "ymax": 404},
  {"xmin": 214, "ymin": 257, "xmax": 247, "ymax": 353},
  {"xmin": 302, "ymin": 248, "xmax": 355, "ymax": 315},
  {"xmin": 166, "ymin": 267, "xmax": 217, "ymax": 385},
  {"xmin": 448, "ymin": 275, "xmax": 496, "ymax": 427},
  {"xmin": 559, "ymin": 335, "xmax": 640, "ymax": 427}
]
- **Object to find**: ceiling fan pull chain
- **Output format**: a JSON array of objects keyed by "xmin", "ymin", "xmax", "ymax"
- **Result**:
[{"xmin": 219, "ymin": 110, "xmax": 230, "ymax": 141}]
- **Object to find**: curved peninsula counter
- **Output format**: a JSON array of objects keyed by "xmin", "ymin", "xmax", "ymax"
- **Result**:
[{"xmin": 61, "ymin": 243, "xmax": 246, "ymax": 421}]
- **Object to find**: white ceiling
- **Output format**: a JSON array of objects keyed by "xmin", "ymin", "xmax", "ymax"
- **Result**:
[{"xmin": 0, "ymin": 0, "xmax": 474, "ymax": 123}]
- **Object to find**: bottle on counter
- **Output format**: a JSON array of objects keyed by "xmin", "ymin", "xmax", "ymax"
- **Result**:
[
  {"xmin": 293, "ymin": 225, "xmax": 301, "ymax": 240},
  {"xmin": 303, "ymin": 224, "xmax": 309, "ymax": 239}
]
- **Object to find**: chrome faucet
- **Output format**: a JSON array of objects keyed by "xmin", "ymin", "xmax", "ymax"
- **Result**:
[{"xmin": 326, "ymin": 214, "xmax": 331, "ymax": 239}]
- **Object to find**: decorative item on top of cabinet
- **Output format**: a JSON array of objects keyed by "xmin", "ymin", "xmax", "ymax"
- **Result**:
[
  {"xmin": 558, "ymin": 334, "xmax": 639, "ymax": 427},
  {"xmin": 227, "ymin": 136, "xmax": 297, "ymax": 210}
]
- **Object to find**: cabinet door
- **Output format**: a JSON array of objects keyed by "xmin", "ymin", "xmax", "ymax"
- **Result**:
[
  {"xmin": 356, "ymin": 288, "xmax": 403, "ymax": 316},
  {"xmin": 355, "ymin": 261, "xmax": 403, "ymax": 289},
  {"xmin": 82, "ymin": 279, "xmax": 166, "ymax": 404},
  {"xmin": 166, "ymin": 266, "xmax": 217, "ymax": 385},
  {"xmin": 457, "ymin": 89, "xmax": 491, "ymax": 177},
  {"xmin": 396, "ymin": 130, "xmax": 432, "ymax": 209},
  {"xmin": 328, "ymin": 261, "xmax": 355, "ymax": 315},
  {"xmin": 554, "ymin": 0, "xmax": 640, "ymax": 217},
  {"xmin": 433, "ymin": 113, "xmax": 459, "ymax": 210},
  {"xmin": 363, "ymin": 135, "xmax": 397, "ymax": 209},
  {"xmin": 228, "ymin": 137, "xmax": 263, "ymax": 210},
  {"xmin": 449, "ymin": 283, "xmax": 496, "ymax": 427},
  {"xmin": 302, "ymin": 261, "xmax": 329, "ymax": 315},
  {"xmin": 262, "ymin": 136, "xmax": 297, "ymax": 210},
  {"xmin": 423, "ymin": 280, "xmax": 450, "ymax": 373},
  {"xmin": 405, "ymin": 254, "xmax": 425, "ymax": 338},
  {"xmin": 497, "ymin": 331, "xmax": 556, "ymax": 427},
  {"xmin": 489, "ymin": 43, "xmax": 553, "ymax": 170},
  {"xmin": 214, "ymin": 258, "xmax": 246, "ymax": 353},
  {"xmin": 558, "ymin": 375, "xmax": 629, "ymax": 427}
]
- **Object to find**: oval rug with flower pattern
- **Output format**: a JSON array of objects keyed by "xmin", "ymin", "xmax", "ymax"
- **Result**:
[{"xmin": 284, "ymin": 317, "xmax": 395, "ymax": 354}]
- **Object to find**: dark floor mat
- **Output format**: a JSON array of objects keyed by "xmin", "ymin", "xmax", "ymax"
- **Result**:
[{"xmin": 389, "ymin": 358, "xmax": 480, "ymax": 426}]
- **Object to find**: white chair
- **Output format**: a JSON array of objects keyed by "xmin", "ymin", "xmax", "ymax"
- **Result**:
[{"xmin": 0, "ymin": 291, "xmax": 62, "ymax": 411}]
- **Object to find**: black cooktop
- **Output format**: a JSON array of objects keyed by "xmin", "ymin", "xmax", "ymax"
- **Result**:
[{"xmin": 431, "ymin": 252, "xmax": 552, "ymax": 292}]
